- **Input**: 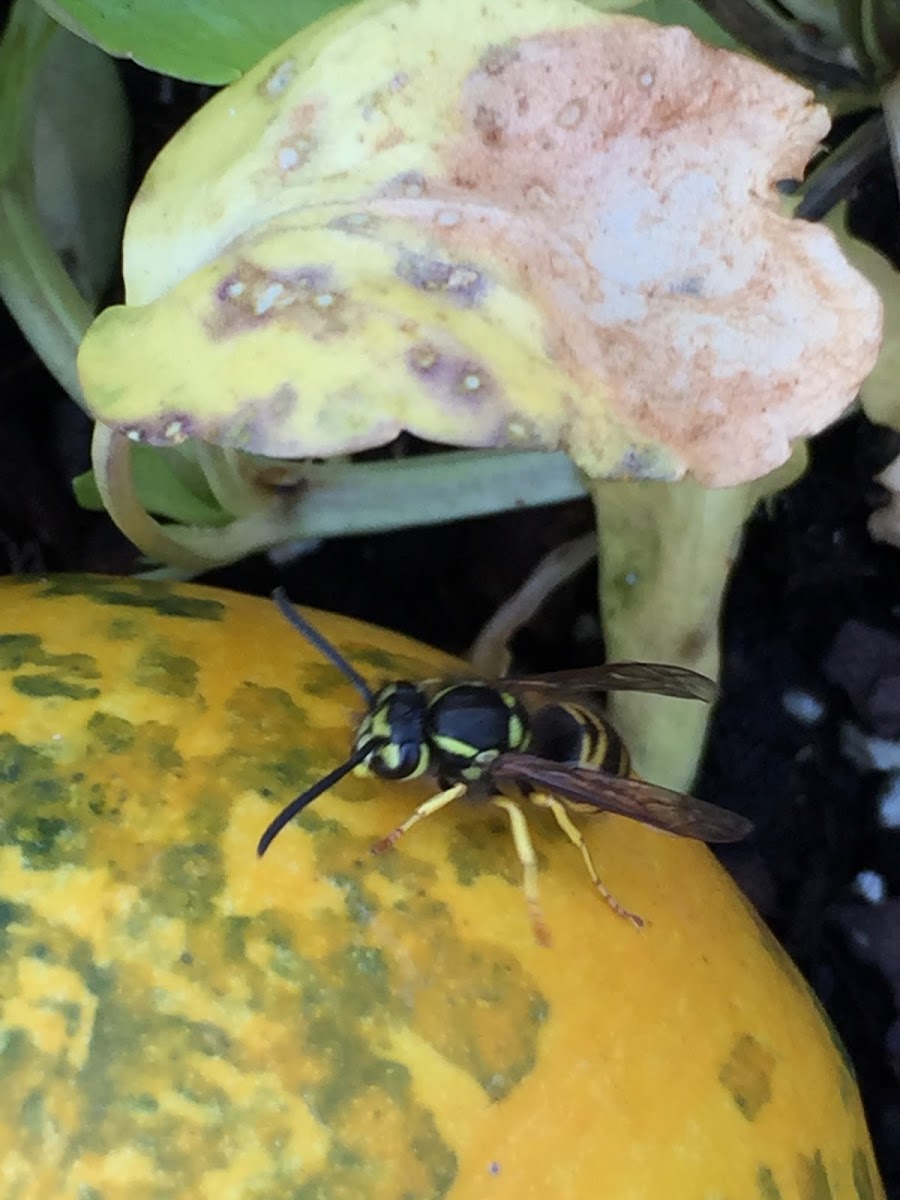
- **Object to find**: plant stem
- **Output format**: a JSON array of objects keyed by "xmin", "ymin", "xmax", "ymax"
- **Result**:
[
  {"xmin": 589, "ymin": 447, "xmax": 806, "ymax": 791},
  {"xmin": 92, "ymin": 425, "xmax": 588, "ymax": 569}
]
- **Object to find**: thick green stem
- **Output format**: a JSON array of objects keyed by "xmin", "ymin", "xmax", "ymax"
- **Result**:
[
  {"xmin": 590, "ymin": 447, "xmax": 806, "ymax": 791},
  {"xmin": 92, "ymin": 424, "xmax": 588, "ymax": 570}
]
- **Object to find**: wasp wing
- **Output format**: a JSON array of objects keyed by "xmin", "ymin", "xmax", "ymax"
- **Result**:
[
  {"xmin": 491, "ymin": 753, "xmax": 752, "ymax": 842},
  {"xmin": 414, "ymin": 663, "xmax": 716, "ymax": 706},
  {"xmin": 501, "ymin": 663, "xmax": 717, "ymax": 703}
]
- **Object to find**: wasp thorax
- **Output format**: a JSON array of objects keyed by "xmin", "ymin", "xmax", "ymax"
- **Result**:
[
  {"xmin": 427, "ymin": 683, "xmax": 529, "ymax": 776},
  {"xmin": 354, "ymin": 681, "xmax": 430, "ymax": 781}
]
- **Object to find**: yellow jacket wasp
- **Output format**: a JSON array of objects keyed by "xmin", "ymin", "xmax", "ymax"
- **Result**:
[{"xmin": 258, "ymin": 588, "xmax": 753, "ymax": 945}]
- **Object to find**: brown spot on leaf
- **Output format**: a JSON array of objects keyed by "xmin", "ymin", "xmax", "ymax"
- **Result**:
[
  {"xmin": 406, "ymin": 346, "xmax": 498, "ymax": 411},
  {"xmin": 274, "ymin": 135, "xmax": 314, "ymax": 174},
  {"xmin": 556, "ymin": 97, "xmax": 587, "ymax": 130},
  {"xmin": 479, "ymin": 42, "xmax": 520, "ymax": 76},
  {"xmin": 396, "ymin": 252, "xmax": 487, "ymax": 307},
  {"xmin": 207, "ymin": 262, "xmax": 348, "ymax": 342},
  {"xmin": 382, "ymin": 171, "xmax": 428, "ymax": 199},
  {"xmin": 473, "ymin": 104, "xmax": 505, "ymax": 148},
  {"xmin": 327, "ymin": 212, "xmax": 380, "ymax": 238},
  {"xmin": 258, "ymin": 58, "xmax": 296, "ymax": 99}
]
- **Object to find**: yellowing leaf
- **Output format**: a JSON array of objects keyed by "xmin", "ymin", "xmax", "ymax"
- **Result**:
[{"xmin": 78, "ymin": 0, "xmax": 883, "ymax": 486}]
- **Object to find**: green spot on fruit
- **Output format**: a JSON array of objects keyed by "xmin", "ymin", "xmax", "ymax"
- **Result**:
[
  {"xmin": 220, "ymin": 682, "xmax": 314, "ymax": 794},
  {"xmin": 853, "ymin": 1149, "xmax": 877, "ymax": 1200},
  {"xmin": 21, "ymin": 1088, "xmax": 47, "ymax": 1140},
  {"xmin": 148, "ymin": 844, "xmax": 226, "ymax": 920},
  {"xmin": 758, "ymin": 1163, "xmax": 783, "ymax": 1199},
  {"xmin": 743, "ymin": 898, "xmax": 857, "ymax": 1100},
  {"xmin": 396, "ymin": 916, "xmax": 549, "ymax": 1099},
  {"xmin": 3, "ymin": 811, "xmax": 73, "ymax": 868},
  {"xmin": 0, "ymin": 1028, "xmax": 30, "ymax": 1072},
  {"xmin": 74, "ymin": 984, "xmax": 235, "ymax": 1171},
  {"xmin": 37, "ymin": 574, "xmax": 227, "ymax": 621},
  {"xmin": 0, "ymin": 634, "xmax": 43, "ymax": 670},
  {"xmin": 0, "ymin": 734, "xmax": 62, "ymax": 792},
  {"xmin": 106, "ymin": 616, "xmax": 141, "ymax": 640},
  {"xmin": 42, "ymin": 998, "xmax": 84, "ymax": 1038},
  {"xmin": 13, "ymin": 674, "xmax": 102, "ymax": 700},
  {"xmin": 134, "ymin": 646, "xmax": 200, "ymax": 697},
  {"xmin": 448, "ymin": 816, "xmax": 536, "ymax": 887},
  {"xmin": 0, "ymin": 635, "xmax": 99, "ymax": 678},
  {"xmin": 87, "ymin": 712, "xmax": 136, "ymax": 753},
  {"xmin": 798, "ymin": 1150, "xmax": 834, "ymax": 1200},
  {"xmin": 353, "ymin": 646, "xmax": 427, "ymax": 680},
  {"xmin": 0, "ymin": 633, "xmax": 102, "ymax": 700},
  {"xmin": 328, "ymin": 871, "xmax": 380, "ymax": 926},
  {"xmin": 0, "ymin": 898, "xmax": 28, "ymax": 942},
  {"xmin": 718, "ymin": 1033, "xmax": 775, "ymax": 1120}
]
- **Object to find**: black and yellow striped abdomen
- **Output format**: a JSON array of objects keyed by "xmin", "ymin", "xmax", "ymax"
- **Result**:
[{"xmin": 528, "ymin": 701, "xmax": 631, "ymax": 776}]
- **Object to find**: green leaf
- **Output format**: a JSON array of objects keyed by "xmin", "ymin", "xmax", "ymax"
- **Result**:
[
  {"xmin": 31, "ymin": 25, "xmax": 131, "ymax": 307},
  {"xmin": 835, "ymin": 0, "xmax": 900, "ymax": 79},
  {"xmin": 626, "ymin": 0, "xmax": 741, "ymax": 47},
  {"xmin": 0, "ymin": 0, "xmax": 126, "ymax": 401},
  {"xmin": 34, "ymin": 0, "xmax": 356, "ymax": 84}
]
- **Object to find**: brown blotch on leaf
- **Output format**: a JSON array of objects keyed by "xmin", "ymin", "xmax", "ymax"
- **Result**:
[
  {"xmin": 438, "ymin": 19, "xmax": 882, "ymax": 485},
  {"xmin": 381, "ymin": 170, "xmax": 428, "ymax": 199},
  {"xmin": 258, "ymin": 58, "xmax": 297, "ymax": 99},
  {"xmin": 474, "ymin": 104, "xmax": 506, "ymax": 148},
  {"xmin": 328, "ymin": 212, "xmax": 381, "ymax": 237},
  {"xmin": 126, "ymin": 411, "xmax": 202, "ymax": 448},
  {"xmin": 406, "ymin": 345, "xmax": 499, "ymax": 410},
  {"xmin": 396, "ymin": 251, "xmax": 487, "ymax": 307},
  {"xmin": 207, "ymin": 262, "xmax": 348, "ymax": 342},
  {"xmin": 479, "ymin": 42, "xmax": 521, "ymax": 77},
  {"xmin": 555, "ymin": 97, "xmax": 587, "ymax": 130}
]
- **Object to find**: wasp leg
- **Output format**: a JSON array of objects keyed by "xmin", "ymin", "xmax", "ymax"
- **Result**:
[
  {"xmin": 491, "ymin": 797, "xmax": 552, "ymax": 948},
  {"xmin": 371, "ymin": 783, "xmax": 468, "ymax": 854},
  {"xmin": 530, "ymin": 793, "xmax": 644, "ymax": 930}
]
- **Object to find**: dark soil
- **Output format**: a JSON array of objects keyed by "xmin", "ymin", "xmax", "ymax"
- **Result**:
[{"xmin": 1, "ymin": 31, "xmax": 898, "ymax": 1197}]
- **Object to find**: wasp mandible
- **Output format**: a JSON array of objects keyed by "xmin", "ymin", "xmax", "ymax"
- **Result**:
[{"xmin": 258, "ymin": 589, "xmax": 752, "ymax": 945}]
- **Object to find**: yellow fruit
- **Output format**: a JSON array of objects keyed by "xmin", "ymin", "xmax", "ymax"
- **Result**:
[{"xmin": 0, "ymin": 575, "xmax": 885, "ymax": 1199}]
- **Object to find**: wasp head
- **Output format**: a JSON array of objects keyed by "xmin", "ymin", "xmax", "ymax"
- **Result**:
[{"xmin": 353, "ymin": 682, "xmax": 430, "ymax": 780}]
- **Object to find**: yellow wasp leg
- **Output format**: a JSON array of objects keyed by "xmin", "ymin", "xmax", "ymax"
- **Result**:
[
  {"xmin": 371, "ymin": 783, "xmax": 468, "ymax": 854},
  {"xmin": 530, "ymin": 793, "xmax": 645, "ymax": 930},
  {"xmin": 491, "ymin": 797, "xmax": 552, "ymax": 948}
]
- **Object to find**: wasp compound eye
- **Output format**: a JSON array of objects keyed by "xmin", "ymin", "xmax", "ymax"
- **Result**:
[
  {"xmin": 367, "ymin": 738, "xmax": 431, "ymax": 781},
  {"xmin": 354, "ymin": 681, "xmax": 430, "ymax": 781}
]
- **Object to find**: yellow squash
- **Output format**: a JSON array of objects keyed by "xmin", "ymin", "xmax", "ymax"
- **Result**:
[{"xmin": 0, "ymin": 576, "xmax": 885, "ymax": 1199}]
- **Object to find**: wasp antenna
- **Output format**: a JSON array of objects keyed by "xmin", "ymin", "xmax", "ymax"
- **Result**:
[
  {"xmin": 257, "ymin": 744, "xmax": 373, "ymax": 857},
  {"xmin": 272, "ymin": 587, "xmax": 374, "ymax": 704}
]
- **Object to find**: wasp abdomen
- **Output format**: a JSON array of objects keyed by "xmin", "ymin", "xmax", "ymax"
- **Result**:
[{"xmin": 529, "ymin": 702, "xmax": 630, "ymax": 776}]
